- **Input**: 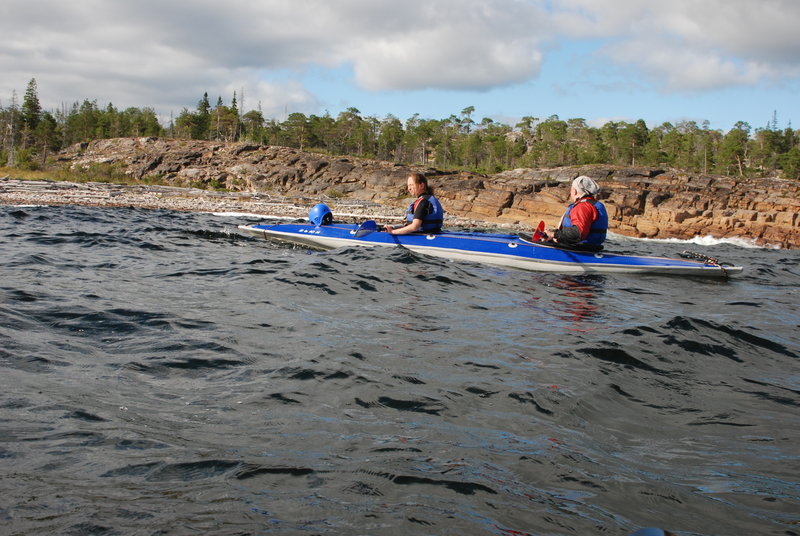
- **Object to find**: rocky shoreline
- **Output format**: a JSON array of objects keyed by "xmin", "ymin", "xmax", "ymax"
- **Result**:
[
  {"xmin": 0, "ymin": 178, "xmax": 487, "ymax": 229},
  {"xmin": 2, "ymin": 137, "xmax": 798, "ymax": 248}
]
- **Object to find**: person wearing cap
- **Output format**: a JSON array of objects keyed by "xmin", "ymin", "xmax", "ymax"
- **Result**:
[{"xmin": 545, "ymin": 175, "xmax": 608, "ymax": 250}]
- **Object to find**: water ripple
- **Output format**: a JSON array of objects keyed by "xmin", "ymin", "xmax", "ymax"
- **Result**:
[{"xmin": 1, "ymin": 205, "xmax": 798, "ymax": 535}]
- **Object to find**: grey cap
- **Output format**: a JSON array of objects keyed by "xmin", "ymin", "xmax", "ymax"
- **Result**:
[{"xmin": 572, "ymin": 175, "xmax": 600, "ymax": 196}]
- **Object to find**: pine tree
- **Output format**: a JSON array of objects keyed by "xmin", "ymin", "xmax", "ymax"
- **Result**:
[
  {"xmin": 781, "ymin": 146, "xmax": 800, "ymax": 180},
  {"xmin": 193, "ymin": 92, "xmax": 211, "ymax": 139},
  {"xmin": 198, "ymin": 92, "xmax": 211, "ymax": 115},
  {"xmin": 21, "ymin": 78, "xmax": 42, "ymax": 131}
]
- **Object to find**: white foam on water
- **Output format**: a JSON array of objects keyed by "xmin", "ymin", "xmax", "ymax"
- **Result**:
[
  {"xmin": 609, "ymin": 232, "xmax": 778, "ymax": 250},
  {"xmin": 210, "ymin": 211, "xmax": 298, "ymax": 220}
]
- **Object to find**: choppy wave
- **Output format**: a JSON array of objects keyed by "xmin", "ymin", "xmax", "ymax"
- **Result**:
[
  {"xmin": 1, "ymin": 204, "xmax": 798, "ymax": 535},
  {"xmin": 613, "ymin": 231, "xmax": 776, "ymax": 249}
]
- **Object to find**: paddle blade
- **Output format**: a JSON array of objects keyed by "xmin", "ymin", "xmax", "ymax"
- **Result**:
[
  {"xmin": 354, "ymin": 220, "xmax": 378, "ymax": 237},
  {"xmin": 531, "ymin": 220, "xmax": 545, "ymax": 241}
]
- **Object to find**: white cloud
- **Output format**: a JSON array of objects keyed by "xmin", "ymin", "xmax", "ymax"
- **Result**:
[
  {"xmin": 0, "ymin": 0, "xmax": 798, "ymax": 119},
  {"xmin": 603, "ymin": 39, "xmax": 762, "ymax": 92},
  {"xmin": 348, "ymin": 2, "xmax": 547, "ymax": 91},
  {"xmin": 0, "ymin": 0, "xmax": 550, "ymax": 114},
  {"xmin": 220, "ymin": 78, "xmax": 319, "ymax": 120},
  {"xmin": 552, "ymin": 0, "xmax": 800, "ymax": 91},
  {"xmin": 353, "ymin": 31, "xmax": 543, "ymax": 91}
]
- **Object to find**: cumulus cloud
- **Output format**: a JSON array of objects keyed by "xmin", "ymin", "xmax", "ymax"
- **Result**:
[
  {"xmin": 348, "ymin": 2, "xmax": 547, "ymax": 91},
  {"xmin": 552, "ymin": 0, "xmax": 800, "ymax": 90},
  {"xmin": 0, "ymin": 0, "xmax": 798, "ymax": 118},
  {"xmin": 352, "ymin": 33, "xmax": 543, "ymax": 91},
  {"xmin": 0, "ymin": 0, "xmax": 549, "ymax": 114},
  {"xmin": 602, "ymin": 39, "xmax": 764, "ymax": 92}
]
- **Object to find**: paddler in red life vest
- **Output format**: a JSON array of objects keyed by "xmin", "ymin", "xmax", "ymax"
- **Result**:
[
  {"xmin": 384, "ymin": 173, "xmax": 444, "ymax": 235},
  {"xmin": 543, "ymin": 175, "xmax": 608, "ymax": 250}
]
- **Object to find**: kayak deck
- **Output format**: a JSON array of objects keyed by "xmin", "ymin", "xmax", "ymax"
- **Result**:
[{"xmin": 238, "ymin": 222, "xmax": 743, "ymax": 278}]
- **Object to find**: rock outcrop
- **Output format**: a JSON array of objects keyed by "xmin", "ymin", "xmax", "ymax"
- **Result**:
[{"xmin": 56, "ymin": 137, "xmax": 800, "ymax": 248}]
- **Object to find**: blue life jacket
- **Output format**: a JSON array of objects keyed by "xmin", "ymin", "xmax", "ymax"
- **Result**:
[
  {"xmin": 407, "ymin": 194, "xmax": 444, "ymax": 232},
  {"xmin": 562, "ymin": 198, "xmax": 608, "ymax": 245}
]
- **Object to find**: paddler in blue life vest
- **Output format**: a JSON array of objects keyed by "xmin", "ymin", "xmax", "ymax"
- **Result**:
[
  {"xmin": 384, "ymin": 173, "xmax": 444, "ymax": 235},
  {"xmin": 544, "ymin": 175, "xmax": 608, "ymax": 250}
]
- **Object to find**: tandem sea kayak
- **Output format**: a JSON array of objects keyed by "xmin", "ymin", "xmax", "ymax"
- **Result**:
[{"xmin": 238, "ymin": 217, "xmax": 743, "ymax": 278}]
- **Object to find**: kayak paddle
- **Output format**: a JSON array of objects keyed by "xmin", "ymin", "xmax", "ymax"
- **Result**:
[
  {"xmin": 532, "ymin": 220, "xmax": 545, "ymax": 241},
  {"xmin": 518, "ymin": 221, "xmax": 546, "ymax": 243},
  {"xmin": 354, "ymin": 220, "xmax": 378, "ymax": 237}
]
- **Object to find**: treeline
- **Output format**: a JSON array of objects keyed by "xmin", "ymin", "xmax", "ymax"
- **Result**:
[
  {"xmin": 3, "ymin": 78, "xmax": 800, "ymax": 180},
  {"xmin": 1, "ymin": 79, "xmax": 162, "ymax": 169}
]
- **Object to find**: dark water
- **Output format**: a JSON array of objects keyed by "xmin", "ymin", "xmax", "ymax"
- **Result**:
[{"xmin": 1, "ymin": 204, "xmax": 798, "ymax": 536}]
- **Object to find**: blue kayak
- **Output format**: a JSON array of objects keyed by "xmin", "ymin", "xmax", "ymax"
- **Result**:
[{"xmin": 238, "ymin": 220, "xmax": 742, "ymax": 278}]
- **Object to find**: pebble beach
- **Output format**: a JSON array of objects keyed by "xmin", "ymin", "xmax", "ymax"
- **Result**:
[{"xmin": 0, "ymin": 177, "xmax": 491, "ymax": 228}]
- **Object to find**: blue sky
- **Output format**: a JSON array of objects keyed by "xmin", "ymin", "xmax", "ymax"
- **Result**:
[{"xmin": 2, "ymin": 0, "xmax": 798, "ymax": 133}]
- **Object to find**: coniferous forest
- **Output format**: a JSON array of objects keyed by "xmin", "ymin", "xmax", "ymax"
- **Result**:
[{"xmin": 3, "ymin": 78, "xmax": 800, "ymax": 180}]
